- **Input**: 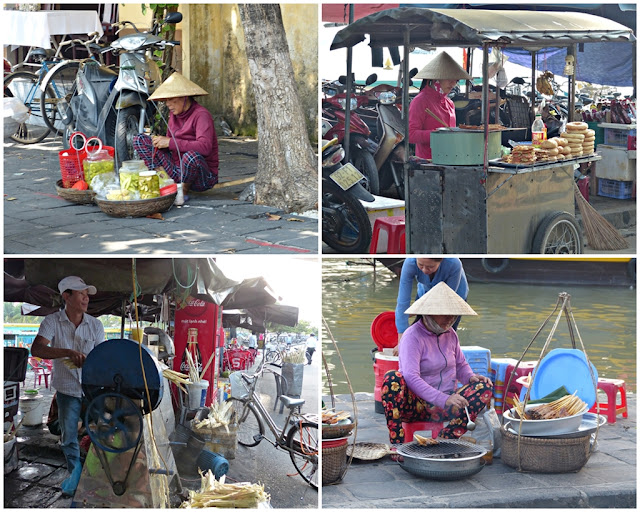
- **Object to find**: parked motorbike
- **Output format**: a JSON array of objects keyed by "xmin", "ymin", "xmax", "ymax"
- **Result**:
[
  {"xmin": 322, "ymin": 138, "xmax": 375, "ymax": 254},
  {"xmin": 323, "ymin": 74, "xmax": 379, "ymax": 195},
  {"xmin": 62, "ymin": 12, "xmax": 182, "ymax": 166}
]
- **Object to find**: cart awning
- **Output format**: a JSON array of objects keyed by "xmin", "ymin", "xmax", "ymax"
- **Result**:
[{"xmin": 330, "ymin": 8, "xmax": 635, "ymax": 50}]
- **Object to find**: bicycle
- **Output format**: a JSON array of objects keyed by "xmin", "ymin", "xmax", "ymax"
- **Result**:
[
  {"xmin": 3, "ymin": 32, "xmax": 103, "ymax": 144},
  {"xmin": 228, "ymin": 363, "xmax": 319, "ymax": 488}
]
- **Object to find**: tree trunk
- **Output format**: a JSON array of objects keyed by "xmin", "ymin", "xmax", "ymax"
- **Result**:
[{"xmin": 238, "ymin": 4, "xmax": 317, "ymax": 213}]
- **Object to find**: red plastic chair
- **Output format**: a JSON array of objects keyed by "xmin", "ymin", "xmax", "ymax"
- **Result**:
[{"xmin": 28, "ymin": 357, "xmax": 51, "ymax": 389}]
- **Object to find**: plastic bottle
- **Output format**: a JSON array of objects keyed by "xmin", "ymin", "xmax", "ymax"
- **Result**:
[{"xmin": 531, "ymin": 113, "xmax": 546, "ymax": 147}]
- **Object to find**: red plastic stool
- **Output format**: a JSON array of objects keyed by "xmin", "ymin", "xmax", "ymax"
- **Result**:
[
  {"xmin": 589, "ymin": 378, "xmax": 628, "ymax": 424},
  {"xmin": 402, "ymin": 421, "xmax": 443, "ymax": 443},
  {"xmin": 369, "ymin": 216, "xmax": 406, "ymax": 254},
  {"xmin": 503, "ymin": 362, "xmax": 537, "ymax": 412}
]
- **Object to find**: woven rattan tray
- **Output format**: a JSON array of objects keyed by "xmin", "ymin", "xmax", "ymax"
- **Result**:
[
  {"xmin": 500, "ymin": 425, "xmax": 593, "ymax": 473},
  {"xmin": 322, "ymin": 421, "xmax": 355, "ymax": 439},
  {"xmin": 346, "ymin": 442, "xmax": 392, "ymax": 461},
  {"xmin": 55, "ymin": 179, "xmax": 96, "ymax": 205},
  {"xmin": 95, "ymin": 193, "xmax": 176, "ymax": 218}
]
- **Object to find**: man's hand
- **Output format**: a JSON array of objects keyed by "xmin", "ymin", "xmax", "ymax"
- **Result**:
[
  {"xmin": 469, "ymin": 374, "xmax": 493, "ymax": 387},
  {"xmin": 446, "ymin": 394, "xmax": 469, "ymax": 409},
  {"xmin": 66, "ymin": 350, "xmax": 86, "ymax": 368},
  {"xmin": 152, "ymin": 135, "xmax": 171, "ymax": 149}
]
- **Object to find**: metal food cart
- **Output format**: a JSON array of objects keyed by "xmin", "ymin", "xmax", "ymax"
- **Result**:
[{"xmin": 330, "ymin": 7, "xmax": 635, "ymax": 253}]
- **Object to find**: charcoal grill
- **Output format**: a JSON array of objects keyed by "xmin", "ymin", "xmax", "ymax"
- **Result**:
[{"xmin": 396, "ymin": 439, "xmax": 487, "ymax": 480}]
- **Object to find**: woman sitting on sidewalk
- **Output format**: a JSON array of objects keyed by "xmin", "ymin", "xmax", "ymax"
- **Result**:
[
  {"xmin": 381, "ymin": 282, "xmax": 493, "ymax": 447},
  {"xmin": 133, "ymin": 72, "xmax": 219, "ymax": 194}
]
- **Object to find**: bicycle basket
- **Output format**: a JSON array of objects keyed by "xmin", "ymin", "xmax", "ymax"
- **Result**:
[{"xmin": 229, "ymin": 371, "xmax": 249, "ymax": 399}]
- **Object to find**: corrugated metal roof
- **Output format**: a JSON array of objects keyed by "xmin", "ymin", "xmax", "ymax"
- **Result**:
[{"xmin": 330, "ymin": 7, "xmax": 635, "ymax": 49}]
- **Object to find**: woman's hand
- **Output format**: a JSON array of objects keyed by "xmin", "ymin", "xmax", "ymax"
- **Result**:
[
  {"xmin": 152, "ymin": 135, "xmax": 171, "ymax": 149},
  {"xmin": 446, "ymin": 393, "xmax": 468, "ymax": 409},
  {"xmin": 470, "ymin": 374, "xmax": 493, "ymax": 387},
  {"xmin": 393, "ymin": 333, "xmax": 402, "ymax": 356}
]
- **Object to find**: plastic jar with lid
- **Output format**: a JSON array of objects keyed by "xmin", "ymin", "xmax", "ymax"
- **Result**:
[
  {"xmin": 139, "ymin": 170, "xmax": 160, "ymax": 199},
  {"xmin": 83, "ymin": 149, "xmax": 114, "ymax": 189},
  {"xmin": 119, "ymin": 160, "xmax": 147, "ymax": 194}
]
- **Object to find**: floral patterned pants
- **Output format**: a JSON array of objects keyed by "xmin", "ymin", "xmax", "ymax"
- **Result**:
[{"xmin": 381, "ymin": 370, "xmax": 493, "ymax": 444}]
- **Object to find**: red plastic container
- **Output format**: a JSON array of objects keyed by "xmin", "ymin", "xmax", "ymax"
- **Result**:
[
  {"xmin": 322, "ymin": 437, "xmax": 348, "ymax": 449},
  {"xmin": 371, "ymin": 311, "xmax": 399, "ymax": 414},
  {"xmin": 160, "ymin": 183, "xmax": 178, "ymax": 196}
]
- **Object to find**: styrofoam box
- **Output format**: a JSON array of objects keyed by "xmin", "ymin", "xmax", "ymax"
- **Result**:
[
  {"xmin": 359, "ymin": 195, "xmax": 405, "ymax": 253},
  {"xmin": 596, "ymin": 145, "xmax": 636, "ymax": 181}
]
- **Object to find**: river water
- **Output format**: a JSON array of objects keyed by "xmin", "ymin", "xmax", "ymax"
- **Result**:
[{"xmin": 322, "ymin": 258, "xmax": 636, "ymax": 397}]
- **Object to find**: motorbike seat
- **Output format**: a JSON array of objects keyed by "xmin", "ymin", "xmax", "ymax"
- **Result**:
[{"xmin": 83, "ymin": 61, "xmax": 118, "ymax": 82}]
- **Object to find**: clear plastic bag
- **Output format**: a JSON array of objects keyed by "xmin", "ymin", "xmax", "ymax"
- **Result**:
[{"xmin": 90, "ymin": 172, "xmax": 118, "ymax": 198}]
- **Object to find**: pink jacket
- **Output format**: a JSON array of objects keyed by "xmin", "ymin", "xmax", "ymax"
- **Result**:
[
  {"xmin": 398, "ymin": 319, "xmax": 473, "ymax": 409},
  {"xmin": 167, "ymin": 101, "xmax": 219, "ymax": 171},
  {"xmin": 408, "ymin": 85, "xmax": 456, "ymax": 159}
]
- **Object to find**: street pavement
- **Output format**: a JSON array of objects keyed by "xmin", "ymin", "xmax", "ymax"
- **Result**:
[
  {"xmin": 4, "ymin": 348, "xmax": 319, "ymax": 509},
  {"xmin": 321, "ymin": 391, "xmax": 636, "ymax": 509},
  {"xmin": 3, "ymin": 135, "xmax": 318, "ymax": 254}
]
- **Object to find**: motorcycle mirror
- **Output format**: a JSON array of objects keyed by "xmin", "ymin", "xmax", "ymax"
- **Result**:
[
  {"xmin": 365, "ymin": 73, "xmax": 377, "ymax": 86},
  {"xmin": 338, "ymin": 74, "xmax": 354, "ymax": 85},
  {"xmin": 512, "ymin": 77, "xmax": 526, "ymax": 85},
  {"xmin": 164, "ymin": 11, "xmax": 183, "ymax": 24},
  {"xmin": 409, "ymin": 68, "xmax": 419, "ymax": 79}
]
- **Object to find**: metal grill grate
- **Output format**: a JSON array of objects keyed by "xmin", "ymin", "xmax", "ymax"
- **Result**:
[{"xmin": 397, "ymin": 439, "xmax": 485, "ymax": 459}]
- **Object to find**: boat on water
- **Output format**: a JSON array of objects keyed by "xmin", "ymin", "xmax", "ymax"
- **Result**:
[{"xmin": 375, "ymin": 258, "xmax": 636, "ymax": 287}]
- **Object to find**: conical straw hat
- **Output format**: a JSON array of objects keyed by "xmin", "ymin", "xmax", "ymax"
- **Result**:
[
  {"xmin": 404, "ymin": 282, "xmax": 477, "ymax": 316},
  {"xmin": 149, "ymin": 72, "xmax": 209, "ymax": 101},
  {"xmin": 414, "ymin": 51, "xmax": 472, "ymax": 81}
]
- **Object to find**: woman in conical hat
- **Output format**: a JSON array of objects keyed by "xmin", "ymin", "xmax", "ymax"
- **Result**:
[
  {"xmin": 408, "ymin": 51, "xmax": 472, "ymax": 160},
  {"xmin": 132, "ymin": 72, "xmax": 219, "ymax": 194},
  {"xmin": 381, "ymin": 282, "xmax": 493, "ymax": 447}
]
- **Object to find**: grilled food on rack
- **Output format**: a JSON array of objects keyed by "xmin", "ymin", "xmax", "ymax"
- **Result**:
[
  {"xmin": 413, "ymin": 433, "xmax": 439, "ymax": 446},
  {"xmin": 458, "ymin": 124, "xmax": 504, "ymax": 131},
  {"xmin": 322, "ymin": 410, "xmax": 351, "ymax": 424}
]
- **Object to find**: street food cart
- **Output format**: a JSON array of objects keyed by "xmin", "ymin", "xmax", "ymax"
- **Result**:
[{"xmin": 330, "ymin": 7, "xmax": 635, "ymax": 253}]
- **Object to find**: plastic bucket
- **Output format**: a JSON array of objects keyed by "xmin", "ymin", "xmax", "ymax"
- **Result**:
[
  {"xmin": 19, "ymin": 394, "xmax": 44, "ymax": 426},
  {"xmin": 187, "ymin": 380, "xmax": 209, "ymax": 409},
  {"xmin": 373, "ymin": 353, "xmax": 399, "ymax": 414},
  {"xmin": 196, "ymin": 449, "xmax": 229, "ymax": 479}
]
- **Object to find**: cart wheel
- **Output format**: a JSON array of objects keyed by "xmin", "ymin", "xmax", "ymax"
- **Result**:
[{"xmin": 531, "ymin": 211, "xmax": 583, "ymax": 254}]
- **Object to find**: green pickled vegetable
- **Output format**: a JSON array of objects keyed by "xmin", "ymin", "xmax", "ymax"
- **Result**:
[
  {"xmin": 83, "ymin": 159, "xmax": 115, "ymax": 189},
  {"xmin": 139, "ymin": 173, "xmax": 160, "ymax": 199},
  {"xmin": 120, "ymin": 171, "xmax": 139, "ymax": 193}
]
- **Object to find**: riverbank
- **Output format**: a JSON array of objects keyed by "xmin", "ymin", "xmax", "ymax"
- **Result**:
[{"xmin": 321, "ymin": 392, "xmax": 636, "ymax": 508}]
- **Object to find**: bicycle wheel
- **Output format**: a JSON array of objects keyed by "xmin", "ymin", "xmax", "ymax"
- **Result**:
[
  {"xmin": 40, "ymin": 60, "xmax": 80, "ymax": 135},
  {"xmin": 286, "ymin": 421, "xmax": 319, "ymax": 488},
  {"xmin": 229, "ymin": 398, "xmax": 264, "ymax": 447},
  {"xmin": 4, "ymin": 71, "xmax": 51, "ymax": 144},
  {"xmin": 265, "ymin": 350, "xmax": 282, "ymax": 365}
]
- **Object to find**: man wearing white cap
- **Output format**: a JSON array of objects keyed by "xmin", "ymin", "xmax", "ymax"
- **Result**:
[
  {"xmin": 381, "ymin": 282, "xmax": 492, "ymax": 447},
  {"xmin": 31, "ymin": 276, "xmax": 105, "ymax": 497},
  {"xmin": 408, "ymin": 51, "xmax": 472, "ymax": 159},
  {"xmin": 133, "ymin": 72, "xmax": 219, "ymax": 195}
]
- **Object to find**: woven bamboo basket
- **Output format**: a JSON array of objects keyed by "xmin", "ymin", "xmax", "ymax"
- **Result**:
[
  {"xmin": 322, "ymin": 443, "xmax": 349, "ymax": 485},
  {"xmin": 95, "ymin": 193, "xmax": 176, "ymax": 218},
  {"xmin": 55, "ymin": 179, "xmax": 96, "ymax": 205},
  {"xmin": 500, "ymin": 425, "xmax": 593, "ymax": 473}
]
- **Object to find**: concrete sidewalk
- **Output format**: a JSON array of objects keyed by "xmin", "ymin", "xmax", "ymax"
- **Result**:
[
  {"xmin": 3, "ymin": 136, "xmax": 318, "ymax": 254},
  {"xmin": 322, "ymin": 392, "xmax": 636, "ymax": 509}
]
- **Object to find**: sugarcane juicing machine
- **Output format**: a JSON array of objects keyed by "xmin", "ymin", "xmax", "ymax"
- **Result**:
[{"xmin": 73, "ymin": 338, "xmax": 181, "ymax": 507}]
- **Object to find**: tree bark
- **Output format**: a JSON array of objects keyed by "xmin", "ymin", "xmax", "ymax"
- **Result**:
[{"xmin": 238, "ymin": 4, "xmax": 317, "ymax": 213}]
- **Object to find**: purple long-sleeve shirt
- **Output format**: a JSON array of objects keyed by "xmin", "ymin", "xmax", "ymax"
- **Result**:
[
  {"xmin": 398, "ymin": 319, "xmax": 473, "ymax": 409},
  {"xmin": 167, "ymin": 100, "xmax": 219, "ymax": 172}
]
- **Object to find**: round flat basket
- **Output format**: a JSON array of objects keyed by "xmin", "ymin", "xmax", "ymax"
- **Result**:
[
  {"xmin": 55, "ymin": 179, "xmax": 96, "ymax": 205},
  {"xmin": 95, "ymin": 193, "xmax": 176, "ymax": 218},
  {"xmin": 346, "ymin": 442, "xmax": 392, "ymax": 461},
  {"xmin": 500, "ymin": 425, "xmax": 593, "ymax": 473},
  {"xmin": 322, "ymin": 421, "xmax": 355, "ymax": 439},
  {"xmin": 322, "ymin": 443, "xmax": 348, "ymax": 485}
]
